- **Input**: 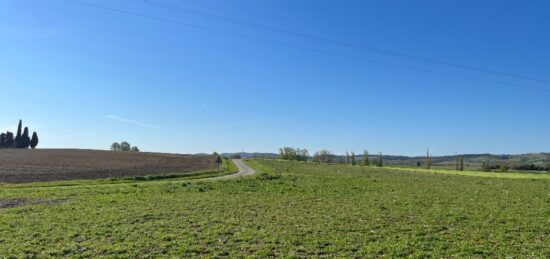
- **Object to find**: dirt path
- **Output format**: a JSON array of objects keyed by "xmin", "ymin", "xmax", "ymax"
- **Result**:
[{"xmin": 210, "ymin": 159, "xmax": 256, "ymax": 180}]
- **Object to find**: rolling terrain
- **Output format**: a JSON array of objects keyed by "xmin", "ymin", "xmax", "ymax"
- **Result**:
[
  {"xmin": 0, "ymin": 149, "xmax": 217, "ymax": 183},
  {"xmin": 1, "ymin": 159, "xmax": 549, "ymax": 257},
  {"xmin": 224, "ymin": 152, "xmax": 550, "ymax": 171}
]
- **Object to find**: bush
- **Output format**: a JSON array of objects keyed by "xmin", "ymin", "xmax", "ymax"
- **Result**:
[
  {"xmin": 111, "ymin": 141, "xmax": 139, "ymax": 152},
  {"xmin": 312, "ymin": 150, "xmax": 333, "ymax": 164},
  {"xmin": 481, "ymin": 161, "xmax": 492, "ymax": 172},
  {"xmin": 257, "ymin": 172, "xmax": 282, "ymax": 180},
  {"xmin": 278, "ymin": 147, "xmax": 309, "ymax": 162},
  {"xmin": 30, "ymin": 132, "xmax": 39, "ymax": 149},
  {"xmin": 512, "ymin": 164, "xmax": 547, "ymax": 171}
]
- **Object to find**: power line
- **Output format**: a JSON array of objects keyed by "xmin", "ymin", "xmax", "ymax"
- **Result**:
[
  {"xmin": 64, "ymin": 0, "xmax": 549, "ymax": 92},
  {"xmin": 128, "ymin": 0, "xmax": 550, "ymax": 84}
]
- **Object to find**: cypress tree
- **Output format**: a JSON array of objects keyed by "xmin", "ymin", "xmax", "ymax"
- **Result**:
[
  {"xmin": 459, "ymin": 155, "xmax": 464, "ymax": 171},
  {"xmin": 22, "ymin": 127, "xmax": 31, "ymax": 148},
  {"xmin": 363, "ymin": 150, "xmax": 369, "ymax": 166},
  {"xmin": 15, "ymin": 119, "xmax": 22, "ymax": 148},
  {"xmin": 30, "ymin": 132, "xmax": 39, "ymax": 149},
  {"xmin": 425, "ymin": 148, "xmax": 432, "ymax": 169},
  {"xmin": 351, "ymin": 151, "xmax": 356, "ymax": 166}
]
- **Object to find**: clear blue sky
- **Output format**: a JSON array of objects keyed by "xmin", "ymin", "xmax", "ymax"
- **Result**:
[{"xmin": 1, "ymin": 0, "xmax": 549, "ymax": 156}]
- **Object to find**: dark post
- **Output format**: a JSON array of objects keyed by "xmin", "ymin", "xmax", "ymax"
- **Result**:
[{"xmin": 216, "ymin": 156, "xmax": 223, "ymax": 172}]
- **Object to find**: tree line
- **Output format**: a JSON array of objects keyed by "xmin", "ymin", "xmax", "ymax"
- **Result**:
[
  {"xmin": 278, "ymin": 147, "xmax": 309, "ymax": 161},
  {"xmin": 279, "ymin": 147, "xmax": 386, "ymax": 167},
  {"xmin": 343, "ymin": 150, "xmax": 385, "ymax": 167},
  {"xmin": 0, "ymin": 120, "xmax": 39, "ymax": 149},
  {"xmin": 278, "ymin": 147, "xmax": 478, "ymax": 172},
  {"xmin": 277, "ymin": 146, "xmax": 549, "ymax": 173},
  {"xmin": 110, "ymin": 141, "xmax": 140, "ymax": 152}
]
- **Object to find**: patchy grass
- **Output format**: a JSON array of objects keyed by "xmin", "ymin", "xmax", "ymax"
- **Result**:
[
  {"xmin": 385, "ymin": 165, "xmax": 550, "ymax": 179},
  {"xmin": 0, "ymin": 159, "xmax": 549, "ymax": 257},
  {"xmin": 0, "ymin": 198, "xmax": 66, "ymax": 209}
]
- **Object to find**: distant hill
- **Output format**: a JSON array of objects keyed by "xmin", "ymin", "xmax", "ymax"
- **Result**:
[{"xmin": 221, "ymin": 152, "xmax": 278, "ymax": 159}]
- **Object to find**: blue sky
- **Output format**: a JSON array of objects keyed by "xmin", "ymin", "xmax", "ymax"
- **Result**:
[{"xmin": 1, "ymin": 0, "xmax": 549, "ymax": 156}]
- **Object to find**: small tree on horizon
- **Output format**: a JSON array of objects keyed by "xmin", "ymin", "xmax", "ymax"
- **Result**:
[
  {"xmin": 111, "ymin": 142, "xmax": 121, "ymax": 151},
  {"xmin": 131, "ymin": 146, "xmax": 140, "ymax": 152},
  {"xmin": 345, "ymin": 152, "xmax": 350, "ymax": 164},
  {"xmin": 313, "ymin": 150, "xmax": 333, "ymax": 164},
  {"xmin": 215, "ymin": 155, "xmax": 223, "ymax": 172},
  {"xmin": 378, "ymin": 152, "xmax": 384, "ymax": 167},
  {"xmin": 278, "ymin": 147, "xmax": 308, "ymax": 161},
  {"xmin": 425, "ymin": 148, "xmax": 432, "ymax": 169},
  {"xmin": 459, "ymin": 155, "xmax": 464, "ymax": 171},
  {"xmin": 351, "ymin": 151, "xmax": 356, "ymax": 166},
  {"xmin": 363, "ymin": 150, "xmax": 369, "ymax": 166},
  {"xmin": 120, "ymin": 141, "xmax": 131, "ymax": 151},
  {"xmin": 30, "ymin": 132, "xmax": 39, "ymax": 149}
]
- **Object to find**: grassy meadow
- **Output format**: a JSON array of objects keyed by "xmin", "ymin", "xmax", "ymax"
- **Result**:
[
  {"xmin": 386, "ymin": 165, "xmax": 550, "ymax": 179},
  {"xmin": 1, "ymin": 159, "xmax": 549, "ymax": 257}
]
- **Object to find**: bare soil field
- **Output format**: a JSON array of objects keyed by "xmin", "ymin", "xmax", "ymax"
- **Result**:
[{"xmin": 0, "ymin": 149, "xmax": 217, "ymax": 183}]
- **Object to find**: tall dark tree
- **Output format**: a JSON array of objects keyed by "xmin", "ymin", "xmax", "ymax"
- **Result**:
[
  {"xmin": 0, "ymin": 133, "xmax": 6, "ymax": 148},
  {"xmin": 5, "ymin": 132, "xmax": 14, "ymax": 148},
  {"xmin": 459, "ymin": 155, "xmax": 465, "ymax": 171},
  {"xmin": 350, "ymin": 151, "xmax": 356, "ymax": 166},
  {"xmin": 30, "ymin": 132, "xmax": 39, "ymax": 149},
  {"xmin": 378, "ymin": 152, "xmax": 384, "ymax": 167},
  {"xmin": 22, "ymin": 127, "xmax": 31, "ymax": 149},
  {"xmin": 15, "ymin": 119, "xmax": 22, "ymax": 148}
]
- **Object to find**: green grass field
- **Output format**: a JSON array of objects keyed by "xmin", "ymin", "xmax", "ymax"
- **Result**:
[
  {"xmin": 385, "ymin": 165, "xmax": 550, "ymax": 179},
  {"xmin": 1, "ymin": 159, "xmax": 549, "ymax": 257}
]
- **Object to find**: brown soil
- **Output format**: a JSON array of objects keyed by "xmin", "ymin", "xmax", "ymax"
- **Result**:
[
  {"xmin": 0, "ymin": 149, "xmax": 217, "ymax": 183},
  {"xmin": 0, "ymin": 198, "xmax": 66, "ymax": 209}
]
